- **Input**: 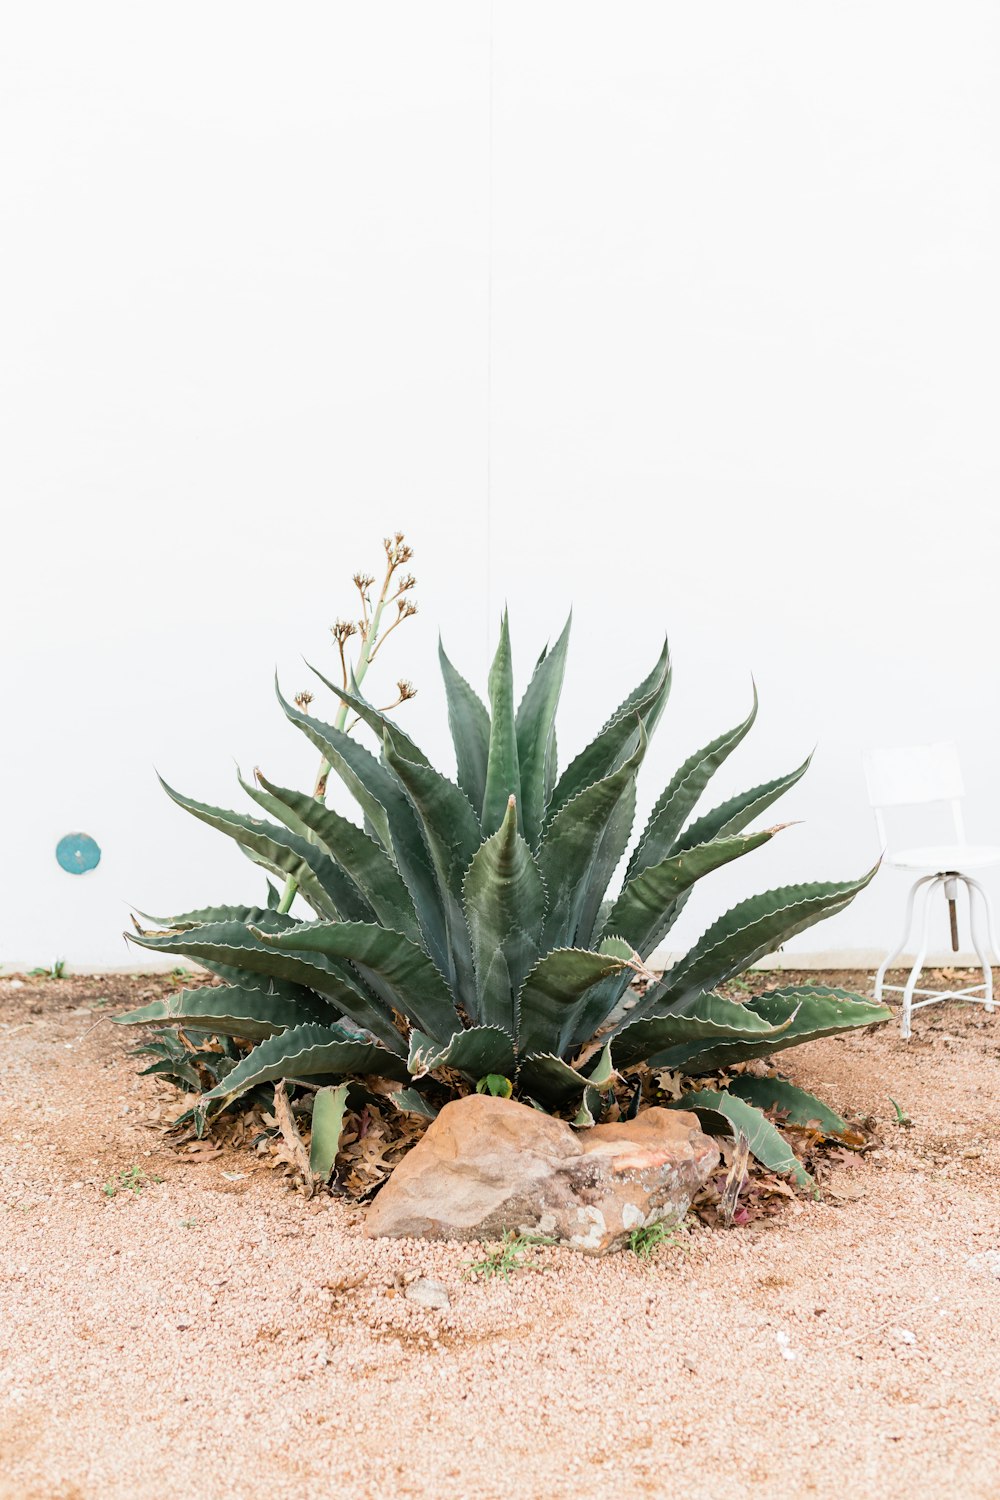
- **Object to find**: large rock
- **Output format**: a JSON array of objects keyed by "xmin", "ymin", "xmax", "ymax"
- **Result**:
[{"xmin": 365, "ymin": 1095, "xmax": 718, "ymax": 1255}]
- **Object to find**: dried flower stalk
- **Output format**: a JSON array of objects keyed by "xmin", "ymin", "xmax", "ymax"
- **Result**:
[{"xmin": 277, "ymin": 532, "xmax": 419, "ymax": 913}]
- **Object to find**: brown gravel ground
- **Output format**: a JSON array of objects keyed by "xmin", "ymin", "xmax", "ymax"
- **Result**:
[{"xmin": 2, "ymin": 970, "xmax": 1000, "ymax": 1500}]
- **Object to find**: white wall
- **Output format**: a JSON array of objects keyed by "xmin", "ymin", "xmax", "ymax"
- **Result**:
[{"xmin": 2, "ymin": 2, "xmax": 998, "ymax": 971}]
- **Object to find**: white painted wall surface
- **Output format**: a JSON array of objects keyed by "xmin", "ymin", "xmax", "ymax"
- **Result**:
[{"xmin": 2, "ymin": 3, "xmax": 998, "ymax": 971}]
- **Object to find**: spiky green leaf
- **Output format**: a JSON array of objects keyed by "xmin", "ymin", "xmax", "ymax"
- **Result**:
[
  {"xmin": 543, "ymin": 724, "xmax": 558, "ymax": 809},
  {"xmin": 463, "ymin": 795, "xmax": 546, "ymax": 1031},
  {"xmin": 381, "ymin": 726, "xmax": 480, "ymax": 996},
  {"xmin": 518, "ymin": 1042, "xmax": 617, "ymax": 1108},
  {"xmin": 276, "ymin": 684, "xmax": 449, "ymax": 975},
  {"xmin": 309, "ymin": 1083, "xmax": 350, "ymax": 1179},
  {"xmin": 157, "ymin": 778, "xmax": 363, "ymax": 923},
  {"xmin": 439, "ymin": 639, "xmax": 491, "ymax": 812},
  {"xmin": 237, "ymin": 770, "xmax": 381, "ymax": 928},
  {"xmin": 134, "ymin": 904, "xmax": 299, "ymax": 934},
  {"xmin": 726, "ymin": 1075, "xmax": 853, "ymax": 1139},
  {"xmin": 389, "ymin": 1087, "xmax": 439, "ymax": 1119},
  {"xmin": 202, "ymin": 1023, "xmax": 409, "ymax": 1102},
  {"xmin": 127, "ymin": 921, "xmax": 406, "ymax": 1054},
  {"xmin": 674, "ymin": 1088, "xmax": 810, "ymax": 1186},
  {"xmin": 277, "ymin": 682, "xmax": 393, "ymax": 844},
  {"xmin": 611, "ymin": 988, "xmax": 797, "ymax": 1069},
  {"xmin": 538, "ymin": 726, "xmax": 647, "ymax": 950},
  {"xmin": 601, "ymin": 634, "xmax": 672, "ymax": 734},
  {"xmin": 178, "ymin": 959, "xmax": 316, "ymax": 1008},
  {"xmin": 516, "ymin": 946, "xmax": 632, "ymax": 1058},
  {"xmin": 306, "ymin": 663, "xmax": 431, "ymax": 767},
  {"xmin": 256, "ymin": 920, "xmax": 457, "ymax": 1044},
  {"xmin": 603, "ymin": 829, "xmax": 778, "ymax": 959},
  {"xmin": 515, "ymin": 613, "xmax": 571, "ymax": 847},
  {"xmin": 407, "ymin": 1025, "xmax": 517, "ymax": 1082},
  {"xmin": 674, "ymin": 755, "xmax": 812, "ymax": 855},
  {"xmin": 139, "ymin": 1056, "xmax": 203, "ymax": 1090},
  {"xmin": 114, "ymin": 983, "xmax": 330, "ymax": 1041},
  {"xmin": 644, "ymin": 869, "xmax": 878, "ymax": 1014},
  {"xmin": 546, "ymin": 637, "xmax": 669, "ymax": 823},
  {"xmin": 572, "ymin": 1087, "xmax": 606, "ymax": 1127},
  {"xmin": 627, "ymin": 691, "xmax": 757, "ymax": 881},
  {"xmin": 250, "ymin": 773, "xmax": 421, "ymax": 942},
  {"xmin": 482, "ymin": 610, "xmax": 521, "ymax": 835},
  {"xmin": 649, "ymin": 985, "xmax": 890, "ymax": 1073},
  {"xmin": 558, "ymin": 936, "xmax": 642, "ymax": 1050}
]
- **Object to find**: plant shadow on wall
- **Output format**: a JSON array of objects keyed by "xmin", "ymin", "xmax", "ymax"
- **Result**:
[{"xmin": 119, "ymin": 531, "xmax": 890, "ymax": 1209}]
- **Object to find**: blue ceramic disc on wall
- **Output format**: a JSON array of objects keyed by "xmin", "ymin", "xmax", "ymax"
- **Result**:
[{"xmin": 56, "ymin": 832, "xmax": 101, "ymax": 875}]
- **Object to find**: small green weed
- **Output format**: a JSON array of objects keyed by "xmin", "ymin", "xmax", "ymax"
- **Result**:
[
  {"xmin": 627, "ymin": 1219, "xmax": 682, "ymax": 1259},
  {"xmin": 475, "ymin": 1073, "xmax": 513, "ymax": 1098},
  {"xmin": 464, "ymin": 1230, "xmax": 556, "ymax": 1282},
  {"xmin": 28, "ymin": 960, "xmax": 66, "ymax": 979},
  {"xmin": 102, "ymin": 1165, "xmax": 163, "ymax": 1199},
  {"xmin": 889, "ymin": 1096, "xmax": 913, "ymax": 1129}
]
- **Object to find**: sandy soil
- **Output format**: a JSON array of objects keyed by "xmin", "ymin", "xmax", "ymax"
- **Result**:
[{"xmin": 2, "ymin": 970, "xmax": 999, "ymax": 1500}]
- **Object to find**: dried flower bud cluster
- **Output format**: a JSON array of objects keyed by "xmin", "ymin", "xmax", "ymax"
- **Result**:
[
  {"xmin": 384, "ymin": 531, "xmax": 414, "ymax": 570},
  {"xmin": 331, "ymin": 619, "xmax": 358, "ymax": 645},
  {"xmin": 397, "ymin": 598, "xmax": 418, "ymax": 619},
  {"xmin": 294, "ymin": 691, "xmax": 314, "ymax": 711},
  {"xmin": 397, "ymin": 679, "xmax": 417, "ymax": 701},
  {"xmin": 353, "ymin": 572, "xmax": 375, "ymax": 593}
]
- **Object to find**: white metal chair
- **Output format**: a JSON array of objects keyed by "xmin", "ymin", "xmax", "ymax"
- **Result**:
[{"xmin": 863, "ymin": 742, "xmax": 1000, "ymax": 1039}]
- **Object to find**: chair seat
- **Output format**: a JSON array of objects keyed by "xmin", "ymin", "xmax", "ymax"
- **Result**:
[{"xmin": 888, "ymin": 844, "xmax": 1000, "ymax": 872}]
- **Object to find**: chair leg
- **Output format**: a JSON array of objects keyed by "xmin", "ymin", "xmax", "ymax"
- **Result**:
[
  {"xmin": 901, "ymin": 877, "xmax": 941, "ymax": 1041},
  {"xmin": 875, "ymin": 874, "xmax": 936, "ymax": 1004},
  {"xmin": 965, "ymin": 875, "xmax": 996, "ymax": 1014}
]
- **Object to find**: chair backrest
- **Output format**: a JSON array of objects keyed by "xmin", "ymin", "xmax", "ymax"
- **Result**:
[{"xmin": 862, "ymin": 741, "xmax": 965, "ymax": 849}]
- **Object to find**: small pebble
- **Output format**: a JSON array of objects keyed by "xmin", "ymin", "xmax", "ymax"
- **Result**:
[{"xmin": 404, "ymin": 1277, "xmax": 450, "ymax": 1310}]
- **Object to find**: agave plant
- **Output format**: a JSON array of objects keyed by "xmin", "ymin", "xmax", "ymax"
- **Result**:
[{"xmin": 120, "ymin": 613, "xmax": 889, "ymax": 1180}]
